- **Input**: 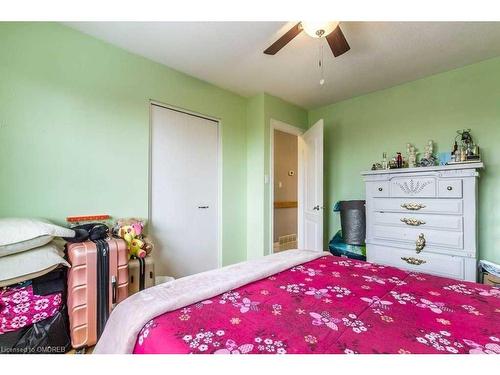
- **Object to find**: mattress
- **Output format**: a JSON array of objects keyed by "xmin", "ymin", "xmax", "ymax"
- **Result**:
[
  {"xmin": 1, "ymin": 283, "xmax": 63, "ymax": 335},
  {"xmin": 133, "ymin": 256, "xmax": 500, "ymax": 354}
]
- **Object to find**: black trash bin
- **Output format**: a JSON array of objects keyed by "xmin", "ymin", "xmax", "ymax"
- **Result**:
[{"xmin": 338, "ymin": 200, "xmax": 366, "ymax": 246}]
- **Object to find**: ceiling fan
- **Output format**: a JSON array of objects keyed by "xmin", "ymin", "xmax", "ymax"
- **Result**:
[{"xmin": 263, "ymin": 21, "xmax": 350, "ymax": 57}]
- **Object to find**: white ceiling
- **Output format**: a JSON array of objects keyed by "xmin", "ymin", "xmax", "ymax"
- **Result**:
[{"xmin": 65, "ymin": 22, "xmax": 500, "ymax": 109}]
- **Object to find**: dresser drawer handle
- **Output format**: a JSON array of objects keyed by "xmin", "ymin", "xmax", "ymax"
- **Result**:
[
  {"xmin": 447, "ymin": 186, "xmax": 453, "ymax": 191},
  {"xmin": 401, "ymin": 257, "xmax": 426, "ymax": 265},
  {"xmin": 415, "ymin": 233, "xmax": 426, "ymax": 254},
  {"xmin": 378, "ymin": 187, "xmax": 383, "ymax": 192},
  {"xmin": 400, "ymin": 217, "xmax": 426, "ymax": 226},
  {"xmin": 401, "ymin": 202, "xmax": 426, "ymax": 210}
]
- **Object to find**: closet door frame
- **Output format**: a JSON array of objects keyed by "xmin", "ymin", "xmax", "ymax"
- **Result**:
[{"xmin": 148, "ymin": 100, "xmax": 223, "ymax": 269}]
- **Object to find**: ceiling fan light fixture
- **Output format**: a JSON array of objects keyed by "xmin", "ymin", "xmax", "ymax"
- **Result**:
[{"xmin": 301, "ymin": 21, "xmax": 339, "ymax": 38}]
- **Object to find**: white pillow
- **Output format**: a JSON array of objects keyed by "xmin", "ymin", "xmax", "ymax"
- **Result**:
[
  {"xmin": 0, "ymin": 241, "xmax": 70, "ymax": 287},
  {"xmin": 0, "ymin": 218, "xmax": 75, "ymax": 257}
]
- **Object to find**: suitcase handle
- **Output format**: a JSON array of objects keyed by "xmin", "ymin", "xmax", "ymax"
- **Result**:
[{"xmin": 111, "ymin": 276, "xmax": 117, "ymax": 306}]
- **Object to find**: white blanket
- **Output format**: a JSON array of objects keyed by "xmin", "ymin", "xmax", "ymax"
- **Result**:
[{"xmin": 94, "ymin": 249, "xmax": 329, "ymax": 354}]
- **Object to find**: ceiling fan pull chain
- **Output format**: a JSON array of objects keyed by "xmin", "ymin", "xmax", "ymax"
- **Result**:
[{"xmin": 319, "ymin": 41, "xmax": 325, "ymax": 86}]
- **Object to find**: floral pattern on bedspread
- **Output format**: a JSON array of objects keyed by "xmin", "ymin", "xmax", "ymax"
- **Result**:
[{"xmin": 133, "ymin": 256, "xmax": 500, "ymax": 354}]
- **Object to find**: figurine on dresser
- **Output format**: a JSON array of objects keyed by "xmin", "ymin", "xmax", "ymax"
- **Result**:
[
  {"xmin": 449, "ymin": 129, "xmax": 481, "ymax": 164},
  {"xmin": 406, "ymin": 143, "xmax": 418, "ymax": 168},
  {"xmin": 418, "ymin": 140, "xmax": 437, "ymax": 167}
]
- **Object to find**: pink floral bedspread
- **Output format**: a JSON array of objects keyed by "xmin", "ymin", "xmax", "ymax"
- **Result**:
[
  {"xmin": 1, "ymin": 284, "xmax": 62, "ymax": 334},
  {"xmin": 133, "ymin": 256, "xmax": 500, "ymax": 354}
]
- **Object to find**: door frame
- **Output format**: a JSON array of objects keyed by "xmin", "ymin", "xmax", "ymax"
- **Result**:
[
  {"xmin": 148, "ymin": 100, "xmax": 223, "ymax": 269},
  {"xmin": 269, "ymin": 119, "xmax": 304, "ymax": 254}
]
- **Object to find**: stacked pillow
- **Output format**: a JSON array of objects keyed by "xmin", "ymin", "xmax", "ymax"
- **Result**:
[{"xmin": 0, "ymin": 218, "xmax": 75, "ymax": 287}]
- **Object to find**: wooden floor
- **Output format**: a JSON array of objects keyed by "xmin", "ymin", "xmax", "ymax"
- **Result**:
[{"xmin": 66, "ymin": 346, "xmax": 94, "ymax": 354}]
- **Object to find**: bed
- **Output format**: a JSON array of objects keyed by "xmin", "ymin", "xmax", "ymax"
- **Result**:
[{"xmin": 95, "ymin": 250, "xmax": 500, "ymax": 354}]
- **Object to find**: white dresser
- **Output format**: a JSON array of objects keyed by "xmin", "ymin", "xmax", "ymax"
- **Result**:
[{"xmin": 361, "ymin": 163, "xmax": 483, "ymax": 281}]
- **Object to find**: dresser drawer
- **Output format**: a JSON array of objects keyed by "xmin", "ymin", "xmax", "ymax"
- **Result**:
[
  {"xmin": 367, "ymin": 181, "xmax": 389, "ymax": 197},
  {"xmin": 373, "ymin": 212, "xmax": 463, "ymax": 231},
  {"xmin": 367, "ymin": 244, "xmax": 466, "ymax": 280},
  {"xmin": 373, "ymin": 198, "xmax": 463, "ymax": 215},
  {"xmin": 389, "ymin": 176, "xmax": 437, "ymax": 198},
  {"xmin": 372, "ymin": 225, "xmax": 463, "ymax": 249},
  {"xmin": 438, "ymin": 180, "xmax": 463, "ymax": 198}
]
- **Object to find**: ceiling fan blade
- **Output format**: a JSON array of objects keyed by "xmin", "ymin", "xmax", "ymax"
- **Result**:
[
  {"xmin": 264, "ymin": 23, "xmax": 303, "ymax": 55},
  {"xmin": 326, "ymin": 25, "xmax": 350, "ymax": 57}
]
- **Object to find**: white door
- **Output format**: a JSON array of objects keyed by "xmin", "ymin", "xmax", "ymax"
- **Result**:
[
  {"xmin": 298, "ymin": 119, "xmax": 324, "ymax": 251},
  {"xmin": 150, "ymin": 104, "xmax": 219, "ymax": 278}
]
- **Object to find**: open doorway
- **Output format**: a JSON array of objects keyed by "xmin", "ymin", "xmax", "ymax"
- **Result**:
[
  {"xmin": 273, "ymin": 129, "xmax": 298, "ymax": 252},
  {"xmin": 270, "ymin": 120, "xmax": 303, "ymax": 253},
  {"xmin": 270, "ymin": 118, "xmax": 324, "ymax": 254}
]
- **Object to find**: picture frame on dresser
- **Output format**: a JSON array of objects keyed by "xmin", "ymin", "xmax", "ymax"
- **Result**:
[{"xmin": 361, "ymin": 162, "xmax": 484, "ymax": 282}]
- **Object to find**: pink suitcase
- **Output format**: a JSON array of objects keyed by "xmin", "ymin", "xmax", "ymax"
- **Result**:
[{"xmin": 67, "ymin": 238, "xmax": 128, "ymax": 349}]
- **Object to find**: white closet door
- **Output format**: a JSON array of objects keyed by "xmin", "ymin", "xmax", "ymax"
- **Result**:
[{"xmin": 151, "ymin": 105, "xmax": 219, "ymax": 278}]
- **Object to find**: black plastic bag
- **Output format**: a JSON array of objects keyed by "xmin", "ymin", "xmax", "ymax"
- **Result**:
[{"xmin": 0, "ymin": 306, "xmax": 71, "ymax": 354}]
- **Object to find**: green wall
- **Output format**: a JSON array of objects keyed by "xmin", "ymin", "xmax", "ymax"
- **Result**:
[
  {"xmin": 245, "ymin": 94, "xmax": 266, "ymax": 259},
  {"xmin": 309, "ymin": 56, "xmax": 500, "ymax": 263},
  {"xmin": 0, "ymin": 22, "xmax": 248, "ymax": 266}
]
